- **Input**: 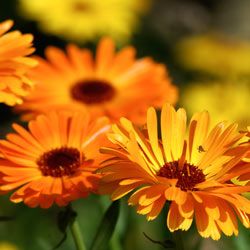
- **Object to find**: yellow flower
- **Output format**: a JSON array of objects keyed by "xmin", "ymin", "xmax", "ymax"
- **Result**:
[
  {"xmin": 176, "ymin": 33, "xmax": 250, "ymax": 77},
  {"xmin": 0, "ymin": 242, "xmax": 18, "ymax": 250},
  {"xmin": 0, "ymin": 20, "xmax": 37, "ymax": 106},
  {"xmin": 180, "ymin": 81, "xmax": 250, "ymax": 130},
  {"xmin": 98, "ymin": 104, "xmax": 250, "ymax": 240},
  {"xmin": 18, "ymin": 0, "xmax": 150, "ymax": 43}
]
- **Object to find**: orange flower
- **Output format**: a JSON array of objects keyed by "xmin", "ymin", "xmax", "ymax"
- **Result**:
[
  {"xmin": 0, "ymin": 20, "xmax": 37, "ymax": 106},
  {"xmin": 236, "ymin": 127, "xmax": 250, "ymax": 182},
  {"xmin": 17, "ymin": 37, "xmax": 177, "ymax": 123},
  {"xmin": 99, "ymin": 104, "xmax": 250, "ymax": 240},
  {"xmin": 242, "ymin": 126, "xmax": 250, "ymax": 162},
  {"xmin": 0, "ymin": 111, "xmax": 110, "ymax": 208}
]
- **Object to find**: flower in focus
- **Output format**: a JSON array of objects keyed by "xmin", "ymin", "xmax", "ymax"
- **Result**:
[
  {"xmin": 218, "ymin": 125, "xmax": 249, "ymax": 198},
  {"xmin": 17, "ymin": 38, "xmax": 178, "ymax": 124},
  {"xmin": 180, "ymin": 81, "xmax": 250, "ymax": 130},
  {"xmin": 0, "ymin": 111, "xmax": 109, "ymax": 208},
  {"xmin": 239, "ymin": 126, "xmax": 250, "ymax": 163},
  {"xmin": 18, "ymin": 0, "xmax": 151, "ymax": 43},
  {"xmin": 99, "ymin": 103, "xmax": 250, "ymax": 240},
  {"xmin": 175, "ymin": 33, "xmax": 250, "ymax": 77},
  {"xmin": 0, "ymin": 20, "xmax": 37, "ymax": 106}
]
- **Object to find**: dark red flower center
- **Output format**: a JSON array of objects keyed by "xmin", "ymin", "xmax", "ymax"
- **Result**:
[
  {"xmin": 71, "ymin": 79, "xmax": 116, "ymax": 105},
  {"xmin": 37, "ymin": 147, "xmax": 81, "ymax": 177},
  {"xmin": 157, "ymin": 161, "xmax": 205, "ymax": 191},
  {"xmin": 72, "ymin": 2, "xmax": 90, "ymax": 12}
]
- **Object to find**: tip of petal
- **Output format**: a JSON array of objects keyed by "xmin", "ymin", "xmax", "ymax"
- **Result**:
[{"xmin": 0, "ymin": 19, "xmax": 13, "ymax": 31}]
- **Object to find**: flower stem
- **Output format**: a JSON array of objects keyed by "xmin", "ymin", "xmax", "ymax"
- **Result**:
[
  {"xmin": 109, "ymin": 233, "xmax": 122, "ymax": 250},
  {"xmin": 173, "ymin": 230, "xmax": 185, "ymax": 250},
  {"xmin": 70, "ymin": 217, "xmax": 87, "ymax": 250},
  {"xmin": 99, "ymin": 197, "xmax": 122, "ymax": 250}
]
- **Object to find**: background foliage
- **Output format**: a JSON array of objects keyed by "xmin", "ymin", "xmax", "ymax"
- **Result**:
[{"xmin": 0, "ymin": 0, "xmax": 249, "ymax": 249}]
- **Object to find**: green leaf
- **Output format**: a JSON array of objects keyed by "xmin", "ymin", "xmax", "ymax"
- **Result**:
[
  {"xmin": 54, "ymin": 205, "xmax": 77, "ymax": 249},
  {"xmin": 90, "ymin": 200, "xmax": 120, "ymax": 250}
]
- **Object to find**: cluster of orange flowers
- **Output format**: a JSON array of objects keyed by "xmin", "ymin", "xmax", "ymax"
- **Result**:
[{"xmin": 0, "ymin": 20, "xmax": 250, "ymax": 241}]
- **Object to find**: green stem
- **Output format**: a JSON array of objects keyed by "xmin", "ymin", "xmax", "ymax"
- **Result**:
[
  {"xmin": 109, "ymin": 233, "xmax": 122, "ymax": 250},
  {"xmin": 173, "ymin": 230, "xmax": 185, "ymax": 250},
  {"xmin": 70, "ymin": 217, "xmax": 87, "ymax": 250},
  {"xmin": 99, "ymin": 197, "xmax": 122, "ymax": 250}
]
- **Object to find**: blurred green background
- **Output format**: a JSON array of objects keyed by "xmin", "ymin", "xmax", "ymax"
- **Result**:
[{"xmin": 0, "ymin": 0, "xmax": 250, "ymax": 249}]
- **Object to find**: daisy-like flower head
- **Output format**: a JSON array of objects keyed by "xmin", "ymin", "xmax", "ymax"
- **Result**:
[
  {"xmin": 98, "ymin": 104, "xmax": 250, "ymax": 240},
  {"xmin": 18, "ymin": 0, "xmax": 151, "ymax": 43},
  {"xmin": 17, "ymin": 38, "xmax": 178, "ymax": 124},
  {"xmin": 0, "ymin": 20, "xmax": 37, "ymax": 106},
  {"xmin": 0, "ymin": 110, "xmax": 110, "ymax": 208}
]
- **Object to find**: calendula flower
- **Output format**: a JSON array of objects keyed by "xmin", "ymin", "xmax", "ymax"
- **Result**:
[
  {"xmin": 239, "ymin": 126, "xmax": 250, "ymax": 163},
  {"xmin": 0, "ymin": 111, "xmax": 109, "ymax": 208},
  {"xmin": 176, "ymin": 33, "xmax": 250, "ymax": 77},
  {"xmin": 18, "ymin": 0, "xmax": 150, "ymax": 43},
  {"xmin": 17, "ymin": 38, "xmax": 177, "ymax": 124},
  {"xmin": 225, "ymin": 127, "xmax": 250, "ymax": 194},
  {"xmin": 180, "ymin": 81, "xmax": 250, "ymax": 130},
  {"xmin": 99, "ymin": 104, "xmax": 250, "ymax": 240},
  {"xmin": 0, "ymin": 20, "xmax": 37, "ymax": 106}
]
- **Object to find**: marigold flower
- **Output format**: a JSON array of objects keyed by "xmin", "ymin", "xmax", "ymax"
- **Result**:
[
  {"xmin": 238, "ymin": 126, "xmax": 250, "ymax": 164},
  {"xmin": 0, "ymin": 20, "xmax": 37, "ymax": 106},
  {"xmin": 18, "ymin": 0, "xmax": 151, "ymax": 43},
  {"xmin": 0, "ymin": 111, "xmax": 110, "ymax": 208},
  {"xmin": 17, "ymin": 38, "xmax": 177, "ymax": 124},
  {"xmin": 241, "ymin": 126, "xmax": 250, "ymax": 155},
  {"xmin": 99, "ymin": 104, "xmax": 250, "ymax": 240}
]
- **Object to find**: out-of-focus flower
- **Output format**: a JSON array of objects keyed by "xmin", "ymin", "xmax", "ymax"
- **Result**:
[
  {"xmin": 0, "ymin": 111, "xmax": 109, "ymax": 208},
  {"xmin": 180, "ymin": 81, "xmax": 250, "ymax": 129},
  {"xmin": 0, "ymin": 242, "xmax": 19, "ymax": 250},
  {"xmin": 176, "ymin": 33, "xmax": 250, "ymax": 77},
  {"xmin": 99, "ymin": 104, "xmax": 250, "ymax": 240},
  {"xmin": 18, "ymin": 0, "xmax": 150, "ymax": 43},
  {"xmin": 0, "ymin": 20, "xmax": 37, "ymax": 106},
  {"xmin": 17, "ymin": 38, "xmax": 178, "ymax": 124}
]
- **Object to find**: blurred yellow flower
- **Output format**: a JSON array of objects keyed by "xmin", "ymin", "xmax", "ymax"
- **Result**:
[
  {"xmin": 176, "ymin": 34, "xmax": 250, "ymax": 77},
  {"xmin": 18, "ymin": 0, "xmax": 150, "ymax": 43},
  {"xmin": 180, "ymin": 81, "xmax": 250, "ymax": 129},
  {"xmin": 0, "ymin": 242, "xmax": 18, "ymax": 250}
]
